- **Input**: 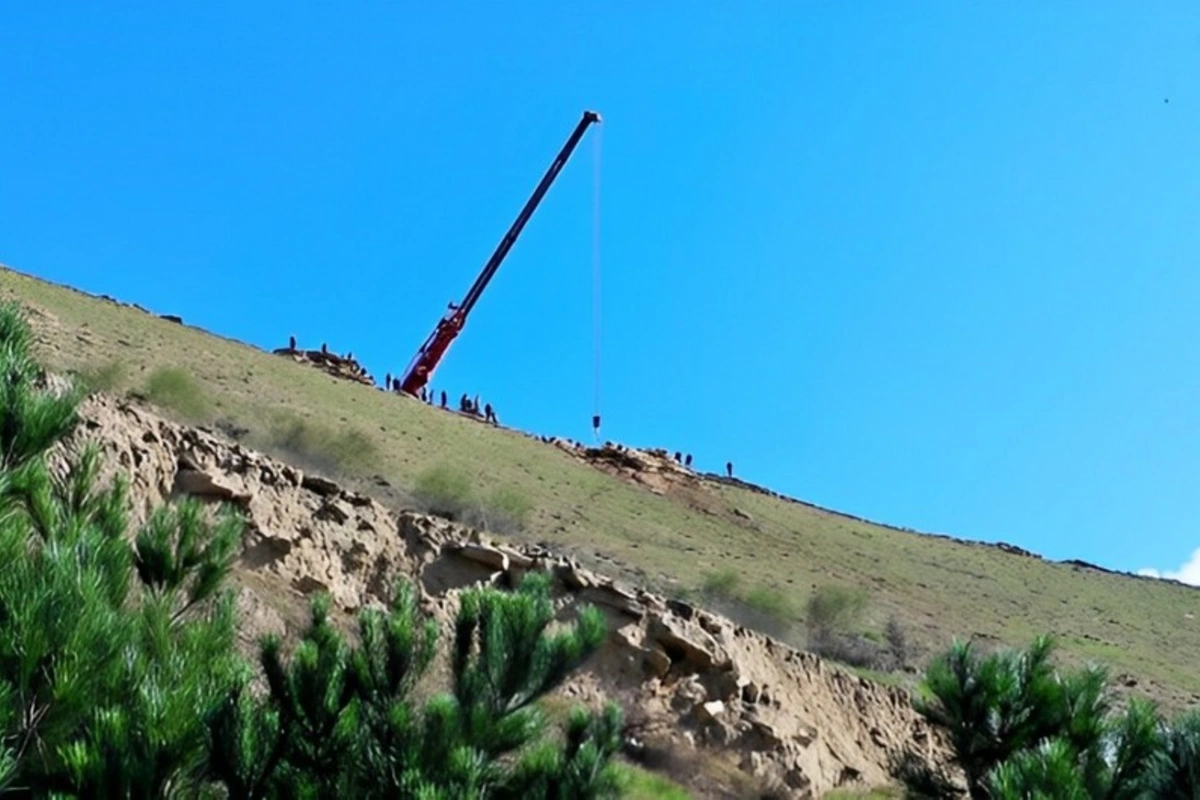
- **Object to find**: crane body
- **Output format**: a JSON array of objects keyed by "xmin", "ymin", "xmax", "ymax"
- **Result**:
[{"xmin": 398, "ymin": 110, "xmax": 602, "ymax": 397}]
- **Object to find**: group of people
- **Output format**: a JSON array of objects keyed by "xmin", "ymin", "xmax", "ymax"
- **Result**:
[
  {"xmin": 459, "ymin": 393, "xmax": 499, "ymax": 425},
  {"xmin": 671, "ymin": 451, "xmax": 734, "ymax": 477},
  {"xmin": 376, "ymin": 374, "xmax": 500, "ymax": 426}
]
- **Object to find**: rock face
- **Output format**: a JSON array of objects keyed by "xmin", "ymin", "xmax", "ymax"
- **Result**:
[{"xmin": 57, "ymin": 394, "xmax": 951, "ymax": 798}]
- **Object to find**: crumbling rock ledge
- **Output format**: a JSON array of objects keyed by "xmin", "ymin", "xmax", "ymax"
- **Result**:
[{"xmin": 56, "ymin": 393, "xmax": 953, "ymax": 798}]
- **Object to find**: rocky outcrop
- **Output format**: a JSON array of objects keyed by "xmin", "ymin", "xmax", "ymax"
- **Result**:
[
  {"xmin": 57, "ymin": 394, "xmax": 952, "ymax": 798},
  {"xmin": 272, "ymin": 345, "xmax": 374, "ymax": 387}
]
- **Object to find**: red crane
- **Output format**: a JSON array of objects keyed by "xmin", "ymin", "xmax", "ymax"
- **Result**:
[{"xmin": 398, "ymin": 110, "xmax": 603, "ymax": 397}]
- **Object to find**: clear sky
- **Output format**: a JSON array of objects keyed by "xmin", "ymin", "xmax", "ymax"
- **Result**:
[{"xmin": 3, "ymin": 3, "xmax": 1200, "ymax": 581}]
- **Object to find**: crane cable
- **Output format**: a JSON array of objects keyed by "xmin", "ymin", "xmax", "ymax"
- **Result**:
[{"xmin": 591, "ymin": 120, "xmax": 603, "ymax": 440}]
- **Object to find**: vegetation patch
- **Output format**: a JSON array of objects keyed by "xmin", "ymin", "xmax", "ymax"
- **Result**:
[
  {"xmin": 258, "ymin": 410, "xmax": 378, "ymax": 475},
  {"xmin": 412, "ymin": 463, "xmax": 534, "ymax": 535},
  {"xmin": 616, "ymin": 764, "xmax": 692, "ymax": 800},
  {"xmin": 73, "ymin": 358, "xmax": 127, "ymax": 393},
  {"xmin": 692, "ymin": 569, "xmax": 797, "ymax": 641},
  {"xmin": 143, "ymin": 365, "xmax": 209, "ymax": 420}
]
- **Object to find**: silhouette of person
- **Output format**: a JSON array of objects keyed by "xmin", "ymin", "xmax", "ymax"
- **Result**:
[
  {"xmin": 685, "ymin": 454, "xmax": 693, "ymax": 467},
  {"xmin": 726, "ymin": 461, "xmax": 733, "ymax": 478},
  {"xmin": 440, "ymin": 390, "xmax": 447, "ymax": 408},
  {"xmin": 289, "ymin": 335, "xmax": 296, "ymax": 351},
  {"xmin": 321, "ymin": 342, "xmax": 328, "ymax": 355},
  {"xmin": 674, "ymin": 451, "xmax": 682, "ymax": 463},
  {"xmin": 385, "ymin": 374, "xmax": 392, "ymax": 391}
]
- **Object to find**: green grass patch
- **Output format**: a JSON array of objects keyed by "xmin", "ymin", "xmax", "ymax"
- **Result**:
[
  {"xmin": 258, "ymin": 410, "xmax": 378, "ymax": 475},
  {"xmin": 699, "ymin": 568, "xmax": 740, "ymax": 599},
  {"xmin": 616, "ymin": 765, "xmax": 692, "ymax": 800},
  {"xmin": 73, "ymin": 358, "xmax": 127, "ymax": 393},
  {"xmin": 806, "ymin": 584, "xmax": 869, "ymax": 638},
  {"xmin": 412, "ymin": 464, "xmax": 534, "ymax": 535},
  {"xmin": 143, "ymin": 366, "xmax": 209, "ymax": 420},
  {"xmin": 744, "ymin": 585, "xmax": 795, "ymax": 619}
]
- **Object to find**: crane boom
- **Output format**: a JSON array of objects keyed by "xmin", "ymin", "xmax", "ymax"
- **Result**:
[{"xmin": 398, "ymin": 110, "xmax": 602, "ymax": 397}]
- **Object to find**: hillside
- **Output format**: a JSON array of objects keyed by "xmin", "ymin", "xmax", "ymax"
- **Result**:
[{"xmin": 4, "ymin": 263, "xmax": 1200, "ymax": 714}]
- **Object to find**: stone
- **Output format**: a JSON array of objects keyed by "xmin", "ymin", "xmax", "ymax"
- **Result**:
[
  {"xmin": 645, "ymin": 646, "xmax": 672, "ymax": 678},
  {"xmin": 647, "ymin": 613, "xmax": 730, "ymax": 671},
  {"xmin": 301, "ymin": 474, "xmax": 341, "ymax": 497},
  {"xmin": 458, "ymin": 543, "xmax": 509, "ymax": 571}
]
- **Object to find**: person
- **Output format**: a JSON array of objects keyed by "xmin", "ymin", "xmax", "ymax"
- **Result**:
[
  {"xmin": 685, "ymin": 454, "xmax": 693, "ymax": 467},
  {"xmin": 385, "ymin": 374, "xmax": 392, "ymax": 391},
  {"xmin": 321, "ymin": 342, "xmax": 328, "ymax": 355},
  {"xmin": 460, "ymin": 393, "xmax": 470, "ymax": 412},
  {"xmin": 726, "ymin": 461, "xmax": 733, "ymax": 478},
  {"xmin": 473, "ymin": 394, "xmax": 481, "ymax": 415},
  {"xmin": 674, "ymin": 451, "xmax": 682, "ymax": 463},
  {"xmin": 440, "ymin": 390, "xmax": 447, "ymax": 408},
  {"xmin": 484, "ymin": 403, "xmax": 495, "ymax": 424},
  {"xmin": 289, "ymin": 335, "xmax": 296, "ymax": 351}
]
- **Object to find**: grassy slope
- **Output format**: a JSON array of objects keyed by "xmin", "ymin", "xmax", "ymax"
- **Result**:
[{"xmin": 4, "ymin": 264, "xmax": 1199, "ymax": 709}]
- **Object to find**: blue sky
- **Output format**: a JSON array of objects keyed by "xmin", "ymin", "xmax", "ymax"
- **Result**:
[{"xmin": 3, "ymin": 3, "xmax": 1200, "ymax": 580}]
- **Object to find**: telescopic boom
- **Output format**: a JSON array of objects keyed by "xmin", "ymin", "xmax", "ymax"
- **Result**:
[{"xmin": 398, "ymin": 110, "xmax": 602, "ymax": 396}]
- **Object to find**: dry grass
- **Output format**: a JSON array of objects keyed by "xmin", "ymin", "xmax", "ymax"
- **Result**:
[{"xmin": 5, "ymin": 263, "xmax": 1200, "ymax": 710}]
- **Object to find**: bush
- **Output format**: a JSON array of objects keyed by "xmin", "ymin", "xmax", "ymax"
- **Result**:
[
  {"xmin": 74, "ymin": 358, "xmax": 127, "ymax": 393},
  {"xmin": 744, "ymin": 585, "xmax": 794, "ymax": 620},
  {"xmin": 477, "ymin": 485, "xmax": 534, "ymax": 534},
  {"xmin": 413, "ymin": 464, "xmax": 476, "ymax": 521},
  {"xmin": 144, "ymin": 365, "xmax": 210, "ymax": 419},
  {"xmin": 412, "ymin": 465, "xmax": 534, "ymax": 534},
  {"xmin": 884, "ymin": 615, "xmax": 911, "ymax": 668},
  {"xmin": 700, "ymin": 568, "xmax": 740, "ymax": 600},
  {"xmin": 805, "ymin": 584, "xmax": 868, "ymax": 642},
  {"xmin": 261, "ymin": 411, "xmax": 377, "ymax": 475}
]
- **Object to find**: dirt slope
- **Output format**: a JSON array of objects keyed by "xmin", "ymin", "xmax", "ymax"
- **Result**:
[{"xmin": 58, "ymin": 393, "xmax": 949, "ymax": 797}]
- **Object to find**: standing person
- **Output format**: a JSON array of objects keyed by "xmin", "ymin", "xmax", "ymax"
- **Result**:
[
  {"xmin": 674, "ymin": 452, "xmax": 682, "ymax": 463},
  {"xmin": 473, "ymin": 394, "xmax": 481, "ymax": 416},
  {"xmin": 685, "ymin": 454, "xmax": 693, "ymax": 467},
  {"xmin": 440, "ymin": 390, "xmax": 447, "ymax": 408},
  {"xmin": 289, "ymin": 335, "xmax": 296, "ymax": 351},
  {"xmin": 726, "ymin": 461, "xmax": 733, "ymax": 478},
  {"xmin": 385, "ymin": 374, "xmax": 392, "ymax": 392}
]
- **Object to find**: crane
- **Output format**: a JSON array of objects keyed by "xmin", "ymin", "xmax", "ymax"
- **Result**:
[{"xmin": 398, "ymin": 110, "xmax": 603, "ymax": 397}]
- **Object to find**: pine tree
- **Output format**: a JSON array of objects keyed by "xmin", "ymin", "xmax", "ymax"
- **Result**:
[
  {"xmin": 0, "ymin": 301, "xmax": 244, "ymax": 796},
  {"xmin": 208, "ymin": 573, "xmax": 623, "ymax": 799},
  {"xmin": 916, "ymin": 634, "xmax": 1200, "ymax": 799}
]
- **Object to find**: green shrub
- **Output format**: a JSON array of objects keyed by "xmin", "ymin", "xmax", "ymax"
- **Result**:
[
  {"xmin": 744, "ymin": 585, "xmax": 795, "ymax": 620},
  {"xmin": 477, "ymin": 485, "xmax": 534, "ymax": 535},
  {"xmin": 805, "ymin": 584, "xmax": 869, "ymax": 641},
  {"xmin": 413, "ymin": 464, "xmax": 476, "ymax": 521},
  {"xmin": 261, "ymin": 411, "xmax": 377, "ymax": 475},
  {"xmin": 699, "ymin": 568, "xmax": 740, "ymax": 600},
  {"xmin": 74, "ymin": 358, "xmax": 127, "ymax": 393},
  {"xmin": 144, "ymin": 365, "xmax": 209, "ymax": 419},
  {"xmin": 412, "ymin": 466, "xmax": 534, "ymax": 534}
]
